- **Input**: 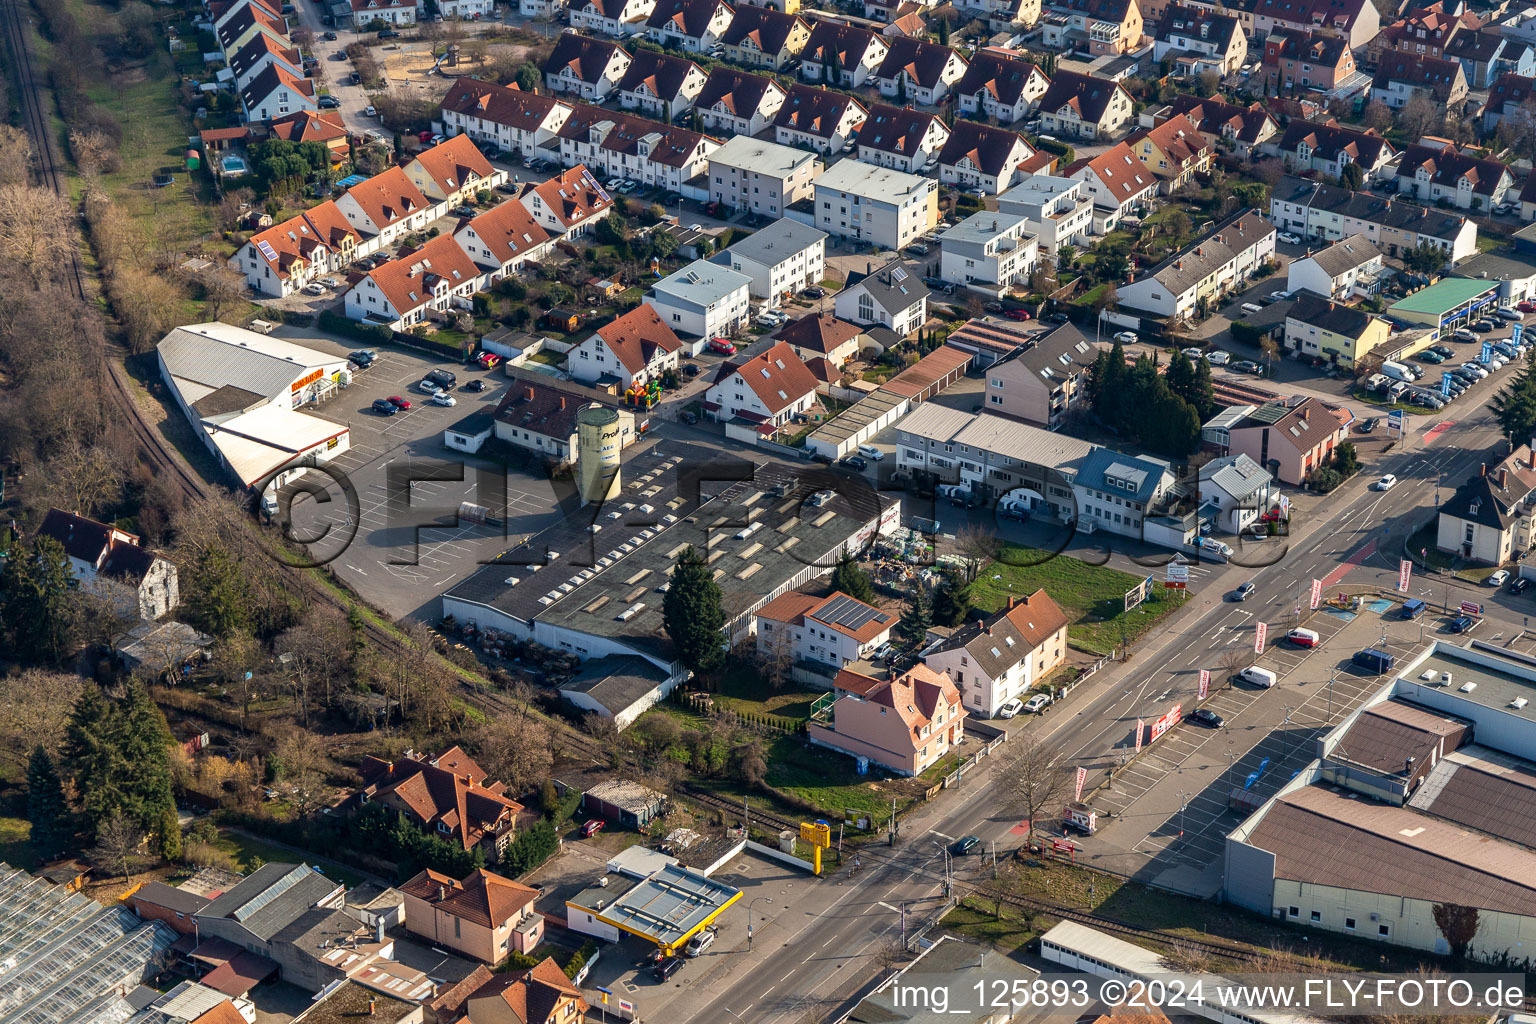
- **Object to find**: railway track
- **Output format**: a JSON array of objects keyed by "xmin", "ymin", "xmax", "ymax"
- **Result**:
[{"xmin": 680, "ymin": 784, "xmax": 799, "ymax": 835}]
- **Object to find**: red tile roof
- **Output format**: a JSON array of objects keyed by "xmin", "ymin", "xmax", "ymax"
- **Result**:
[
  {"xmin": 459, "ymin": 199, "xmax": 551, "ymax": 267},
  {"xmin": 469, "ymin": 957, "xmax": 588, "ymax": 1024},
  {"xmin": 594, "ymin": 304, "xmax": 683, "ymax": 375},
  {"xmin": 399, "ymin": 868, "xmax": 538, "ymax": 928},
  {"xmin": 268, "ymin": 109, "xmax": 349, "ymax": 145},
  {"xmin": 715, "ymin": 341, "xmax": 818, "ymax": 414},
  {"xmin": 359, "ymin": 746, "xmax": 523, "ymax": 851},
  {"xmin": 439, "ymin": 80, "xmax": 567, "ymax": 131},
  {"xmin": 774, "ymin": 83, "xmax": 866, "ymax": 139},
  {"xmin": 524, "ymin": 164, "xmax": 614, "ymax": 229},
  {"xmin": 362, "ymin": 233, "xmax": 482, "ymax": 317},
  {"xmin": 544, "ymin": 33, "xmax": 628, "ymax": 85},
  {"xmin": 937, "ymin": 120, "xmax": 1033, "ymax": 178},
  {"xmin": 778, "ymin": 312, "xmax": 863, "ymax": 355},
  {"xmin": 344, "ymin": 165, "xmax": 431, "ymax": 232},
  {"xmin": 855, "ymin": 102, "xmax": 946, "ymax": 156},
  {"xmin": 410, "ymin": 133, "xmax": 496, "ymax": 196},
  {"xmin": 1070, "ymin": 141, "xmax": 1156, "ymax": 204},
  {"xmin": 719, "ymin": 4, "xmax": 805, "ymax": 52},
  {"xmin": 247, "ymin": 200, "xmax": 359, "ymax": 281}
]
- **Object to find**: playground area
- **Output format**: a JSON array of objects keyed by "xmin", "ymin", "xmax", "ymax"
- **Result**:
[{"xmin": 373, "ymin": 37, "xmax": 548, "ymax": 101}]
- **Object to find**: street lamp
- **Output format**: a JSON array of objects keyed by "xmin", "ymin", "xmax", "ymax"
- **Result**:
[{"xmin": 746, "ymin": 897, "xmax": 772, "ymax": 951}]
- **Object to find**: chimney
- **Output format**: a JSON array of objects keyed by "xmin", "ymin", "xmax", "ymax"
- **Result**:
[
  {"xmin": 375, "ymin": 917, "xmax": 386, "ymax": 943},
  {"xmin": 369, "ymin": 997, "xmax": 377, "ymax": 1016},
  {"xmin": 1500, "ymin": 467, "xmax": 1508, "ymax": 490},
  {"xmin": 1481, "ymin": 462, "xmax": 1487, "ymax": 477},
  {"xmin": 525, "ymin": 385, "xmax": 535, "ymax": 401},
  {"xmin": 437, "ymin": 884, "xmax": 447, "ymax": 901},
  {"xmin": 560, "ymin": 396, "xmax": 566, "ymax": 409},
  {"xmin": 1405, "ymin": 755, "xmax": 1415, "ymax": 777},
  {"xmin": 1007, "ymin": 596, "xmax": 1016, "ymax": 610},
  {"xmin": 1301, "ymin": 405, "xmax": 1309, "ymax": 420}
]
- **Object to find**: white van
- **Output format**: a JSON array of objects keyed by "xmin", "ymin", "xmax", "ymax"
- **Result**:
[
  {"xmin": 1240, "ymin": 302, "xmax": 1264, "ymax": 315},
  {"xmin": 1238, "ymin": 666, "xmax": 1277, "ymax": 688},
  {"xmin": 248, "ymin": 319, "xmax": 276, "ymax": 335},
  {"xmin": 857, "ymin": 444, "xmax": 885, "ymax": 461},
  {"xmin": 1381, "ymin": 360, "xmax": 1416, "ymax": 383}
]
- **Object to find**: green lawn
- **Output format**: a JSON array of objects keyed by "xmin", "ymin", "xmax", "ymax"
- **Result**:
[
  {"xmin": 967, "ymin": 544, "xmax": 1183, "ymax": 656},
  {"xmin": 711, "ymin": 663, "xmax": 822, "ymax": 721},
  {"xmin": 0, "ymin": 817, "xmax": 33, "ymax": 868},
  {"xmin": 761, "ymin": 735, "xmax": 900, "ymax": 822},
  {"xmin": 215, "ymin": 829, "xmax": 370, "ymax": 888}
]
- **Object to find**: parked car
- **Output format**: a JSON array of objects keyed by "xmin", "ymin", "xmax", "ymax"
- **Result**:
[
  {"xmin": 1114, "ymin": 331, "xmax": 1137, "ymax": 343},
  {"xmin": 1520, "ymin": 301, "xmax": 1536, "ymax": 314},
  {"xmin": 1022, "ymin": 693, "xmax": 1051, "ymax": 713},
  {"xmin": 1231, "ymin": 581, "xmax": 1255, "ymax": 601},
  {"xmin": 1043, "ymin": 312, "xmax": 1070, "ymax": 324},
  {"xmin": 1286, "ymin": 628, "xmax": 1320, "ymax": 648},
  {"xmin": 802, "ymin": 286, "xmax": 826, "ymax": 299},
  {"xmin": 1513, "ymin": 576, "xmax": 1532, "ymax": 594},
  {"xmin": 350, "ymin": 348, "xmax": 378, "ymax": 364},
  {"xmin": 317, "ymin": 95, "xmax": 340, "ymax": 109},
  {"xmin": 303, "ymin": 282, "xmax": 327, "ymax": 295},
  {"xmin": 1003, "ymin": 308, "xmax": 1031, "ymax": 321},
  {"xmin": 707, "ymin": 338, "xmax": 737, "ymax": 355},
  {"xmin": 685, "ymin": 927, "xmax": 717, "ymax": 957},
  {"xmin": 417, "ymin": 380, "xmax": 444, "ymax": 395},
  {"xmin": 682, "ymin": 363, "xmax": 702, "ymax": 377},
  {"xmin": 1448, "ymin": 616, "xmax": 1478, "ymax": 633},
  {"xmin": 996, "ymin": 697, "xmax": 1024, "ymax": 719},
  {"xmin": 680, "ymin": 410, "xmax": 698, "ymax": 424},
  {"xmin": 1488, "ymin": 570, "xmax": 1511, "ymax": 587},
  {"xmin": 323, "ymin": 29, "xmax": 337, "ymax": 39},
  {"xmin": 1277, "ymin": 232, "xmax": 1301, "ymax": 244},
  {"xmin": 839, "ymin": 455, "xmax": 868, "ymax": 471},
  {"xmin": 1453, "ymin": 328, "xmax": 1478, "ymax": 342},
  {"xmin": 857, "ymin": 444, "xmax": 884, "ymax": 461},
  {"xmin": 581, "ymin": 819, "xmax": 604, "ymax": 838},
  {"xmin": 431, "ymin": 392, "xmax": 456, "ymax": 406},
  {"xmin": 1205, "ymin": 350, "xmax": 1230, "ymax": 365},
  {"xmin": 427, "ymin": 368, "xmax": 458, "ymax": 387},
  {"xmin": 1416, "ymin": 350, "xmax": 1444, "ymax": 363},
  {"xmin": 652, "ymin": 957, "xmax": 685, "ymax": 982},
  {"xmin": 1473, "ymin": 320, "xmax": 1496, "ymax": 333},
  {"xmin": 1232, "ymin": 360, "xmax": 1263, "ymax": 374},
  {"xmin": 949, "ymin": 835, "xmax": 981, "ymax": 856},
  {"xmin": 1498, "ymin": 308, "xmax": 1525, "ymax": 322},
  {"xmin": 1430, "ymin": 345, "xmax": 1455, "ymax": 358},
  {"xmin": 364, "ymin": 104, "xmax": 377, "ymax": 116},
  {"xmin": 1358, "ymin": 417, "xmax": 1377, "ymax": 433},
  {"xmin": 1190, "ymin": 708, "xmax": 1224, "ymax": 727},
  {"xmin": 463, "ymin": 379, "xmax": 487, "ymax": 392},
  {"xmin": 386, "ymin": 395, "xmax": 411, "ymax": 410},
  {"xmin": 377, "ymin": 28, "xmax": 398, "ymax": 38},
  {"xmin": 371, "ymin": 398, "xmax": 398, "ymax": 415}
]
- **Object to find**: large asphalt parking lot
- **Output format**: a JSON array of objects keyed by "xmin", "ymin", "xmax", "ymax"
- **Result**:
[{"xmin": 271, "ymin": 328, "xmax": 566, "ymax": 620}]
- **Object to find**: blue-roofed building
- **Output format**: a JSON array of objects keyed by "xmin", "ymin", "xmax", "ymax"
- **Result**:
[{"xmin": 1070, "ymin": 447, "xmax": 1177, "ymax": 539}]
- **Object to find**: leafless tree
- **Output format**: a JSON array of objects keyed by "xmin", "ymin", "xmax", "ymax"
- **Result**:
[
  {"xmin": 77, "ymin": 579, "xmax": 144, "ymax": 654},
  {"xmin": 0, "ymin": 125, "xmax": 34, "ymax": 186},
  {"xmin": 68, "ymin": 128, "xmax": 120, "ymax": 176},
  {"xmin": 0, "ymin": 184, "xmax": 77, "ymax": 289},
  {"xmin": 273, "ymin": 728, "xmax": 329, "ymax": 817},
  {"xmin": 1397, "ymin": 92, "xmax": 1439, "ymax": 140},
  {"xmin": 1002, "ymin": 735, "xmax": 1069, "ymax": 838},
  {"xmin": 1218, "ymin": 643, "xmax": 1252, "ymax": 682},
  {"xmin": 759, "ymin": 625, "xmax": 797, "ymax": 690},
  {"xmin": 473, "ymin": 713, "xmax": 555, "ymax": 797},
  {"xmin": 200, "ymin": 267, "xmax": 249, "ymax": 321},
  {"xmin": 1361, "ymin": 99, "xmax": 1394, "ymax": 133},
  {"xmin": 0, "ymin": 669, "xmax": 88, "ymax": 769},
  {"xmin": 92, "ymin": 813, "xmax": 147, "ymax": 881},
  {"xmin": 953, "ymin": 523, "xmax": 999, "ymax": 584}
]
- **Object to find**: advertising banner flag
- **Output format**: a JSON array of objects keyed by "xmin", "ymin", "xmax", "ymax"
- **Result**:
[
  {"xmin": 1254, "ymin": 621, "xmax": 1267, "ymax": 653},
  {"xmin": 1074, "ymin": 766, "xmax": 1086, "ymax": 802},
  {"xmin": 1399, "ymin": 559, "xmax": 1413, "ymax": 593},
  {"xmin": 1198, "ymin": 669, "xmax": 1210, "ymax": 700},
  {"xmin": 1134, "ymin": 719, "xmax": 1144, "ymax": 753},
  {"xmin": 1310, "ymin": 578, "xmax": 1322, "ymax": 610}
]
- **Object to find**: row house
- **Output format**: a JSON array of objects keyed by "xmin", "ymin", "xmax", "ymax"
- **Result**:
[
  {"xmin": 342, "ymin": 232, "xmax": 484, "ymax": 330},
  {"xmin": 959, "ymin": 317, "xmax": 1100, "ymax": 427},
  {"xmin": 618, "ymin": 49, "xmax": 707, "ymax": 119},
  {"xmin": 1369, "ymin": 50, "xmax": 1468, "ymax": 108},
  {"xmin": 454, "ymin": 199, "xmax": 554, "ymax": 283},
  {"xmin": 215, "ymin": 1, "xmax": 288, "ymax": 56},
  {"xmin": 775, "ymin": 83, "xmax": 867, "ymax": 153},
  {"xmin": 1443, "ymin": 28, "xmax": 1520, "ymax": 88},
  {"xmin": 556, "ymin": 103, "xmax": 719, "ymax": 191},
  {"xmin": 350, "ymin": 0, "xmax": 416, "ymax": 26},
  {"xmin": 801, "ymin": 21, "xmax": 888, "ymax": 88},
  {"xmin": 233, "ymin": 201, "xmax": 359, "ymax": 297},
  {"xmin": 1268, "ymin": 174, "xmax": 1478, "ymax": 264},
  {"xmin": 334, "ymin": 165, "xmax": 436, "ymax": 256},
  {"xmin": 923, "ymin": 590, "xmax": 1068, "ymax": 719},
  {"xmin": 696, "ymin": 67, "xmax": 787, "ymax": 136},
  {"xmin": 1035, "ymin": 69, "xmax": 1134, "ymax": 140},
  {"xmin": 1285, "ymin": 233, "xmax": 1384, "ymax": 301},
  {"xmin": 718, "ymin": 4, "xmax": 810, "ymax": 68},
  {"xmin": 438, "ymin": 80, "xmax": 571, "ymax": 162},
  {"xmin": 855, "ymin": 103, "xmax": 950, "ymax": 174},
  {"xmin": 646, "ymin": 0, "xmax": 737, "ymax": 51},
  {"xmin": 953, "ymin": 49, "xmax": 1051, "ymax": 124},
  {"xmin": 1040, "ymin": 0, "xmax": 1145, "ymax": 57},
  {"xmin": 1252, "ymin": 0, "xmax": 1378, "ymax": 50},
  {"xmin": 228, "ymin": 32, "xmax": 302, "ymax": 92},
  {"xmin": 1485, "ymin": 71, "xmax": 1536, "ymax": 132},
  {"xmin": 1116, "ymin": 209, "xmax": 1276, "ymax": 320},
  {"xmin": 1150, "ymin": 4, "xmax": 1247, "ymax": 75},
  {"xmin": 567, "ymin": 0, "xmax": 655, "ymax": 34},
  {"xmin": 1392, "ymin": 139, "xmax": 1515, "ymax": 212},
  {"xmin": 239, "ymin": 63, "xmax": 316, "ymax": 122},
  {"xmin": 519, "ymin": 164, "xmax": 616, "ymax": 238},
  {"xmin": 1064, "ymin": 141, "xmax": 1159, "ymax": 232},
  {"xmin": 937, "ymin": 120, "xmax": 1041, "ymax": 195},
  {"xmin": 1264, "ymin": 117, "xmax": 1394, "ymax": 178},
  {"xmin": 543, "ymin": 34, "xmax": 631, "ymax": 101},
  {"xmin": 1125, "ymin": 112, "xmax": 1213, "ymax": 194},
  {"xmin": 1259, "ymin": 29, "xmax": 1357, "ymax": 95},
  {"xmin": 1367, "ymin": 0, "xmax": 1477, "ymax": 65},
  {"xmin": 954, "ymin": 0, "xmax": 1043, "ymax": 25},
  {"xmin": 875, "ymin": 35, "xmax": 969, "ymax": 104},
  {"xmin": 404, "ymin": 132, "xmax": 505, "ymax": 205},
  {"xmin": 1160, "ymin": 94, "xmax": 1277, "ymax": 157}
]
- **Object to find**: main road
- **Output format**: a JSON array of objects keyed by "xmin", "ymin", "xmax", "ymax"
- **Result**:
[{"xmin": 669, "ymin": 393, "xmax": 1516, "ymax": 1024}]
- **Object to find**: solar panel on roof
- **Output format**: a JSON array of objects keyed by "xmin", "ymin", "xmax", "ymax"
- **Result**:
[
  {"xmin": 255, "ymin": 239, "xmax": 278, "ymax": 261},
  {"xmin": 892, "ymin": 265, "xmax": 908, "ymax": 282}
]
